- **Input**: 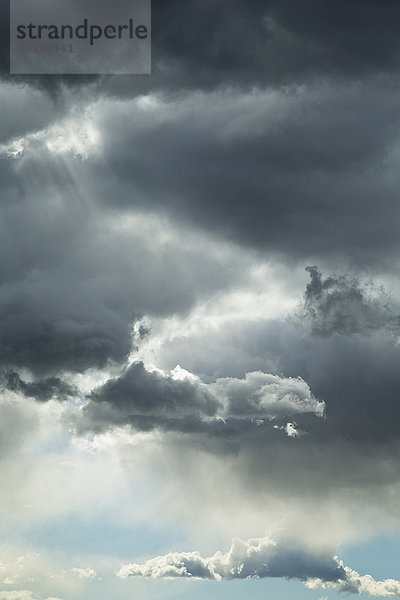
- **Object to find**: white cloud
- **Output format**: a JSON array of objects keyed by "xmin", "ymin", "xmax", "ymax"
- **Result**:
[
  {"xmin": 210, "ymin": 371, "xmax": 325, "ymax": 420},
  {"xmin": 307, "ymin": 565, "xmax": 400, "ymax": 598},
  {"xmin": 0, "ymin": 115, "xmax": 100, "ymax": 161},
  {"xmin": 117, "ymin": 534, "xmax": 343, "ymax": 582},
  {"xmin": 63, "ymin": 568, "xmax": 97, "ymax": 580},
  {"xmin": 118, "ymin": 537, "xmax": 400, "ymax": 599},
  {"xmin": 273, "ymin": 422, "xmax": 306, "ymax": 437},
  {"xmin": 0, "ymin": 593, "xmax": 63, "ymax": 600},
  {"xmin": 0, "ymin": 592, "xmax": 36, "ymax": 600}
]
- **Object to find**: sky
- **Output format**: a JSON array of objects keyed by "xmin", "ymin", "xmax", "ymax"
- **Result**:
[{"xmin": 2, "ymin": 1, "xmax": 400, "ymax": 599}]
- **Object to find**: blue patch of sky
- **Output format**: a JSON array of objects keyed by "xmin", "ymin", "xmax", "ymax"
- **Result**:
[{"xmin": 339, "ymin": 533, "xmax": 400, "ymax": 580}]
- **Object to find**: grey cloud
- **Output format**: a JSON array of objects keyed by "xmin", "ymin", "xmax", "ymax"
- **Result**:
[
  {"xmin": 7, "ymin": 0, "xmax": 400, "ymax": 95},
  {"xmin": 0, "ymin": 83, "xmax": 57, "ymax": 144},
  {"xmin": 74, "ymin": 362, "xmax": 323, "ymax": 435},
  {"xmin": 116, "ymin": 283, "xmax": 400, "ymax": 540},
  {"xmin": 209, "ymin": 371, "xmax": 324, "ymax": 419},
  {"xmin": 278, "ymin": 330, "xmax": 400, "ymax": 444},
  {"xmin": 1, "ymin": 371, "xmax": 77, "ymax": 403},
  {"xmin": 0, "ymin": 393, "xmax": 42, "ymax": 460},
  {"xmin": 302, "ymin": 266, "xmax": 399, "ymax": 337},
  {"xmin": 148, "ymin": 0, "xmax": 400, "ymax": 89},
  {"xmin": 5, "ymin": 77, "xmax": 400, "ymax": 270},
  {"xmin": 78, "ymin": 361, "xmax": 221, "ymax": 434},
  {"xmin": 74, "ymin": 80, "xmax": 400, "ymax": 265},
  {"xmin": 2, "ymin": 1, "xmax": 400, "ymax": 596},
  {"xmin": 214, "ymin": 319, "xmax": 400, "ymax": 447},
  {"xmin": 149, "ymin": 269, "xmax": 400, "ymax": 445},
  {"xmin": 0, "ymin": 134, "xmax": 254, "ymax": 376},
  {"xmin": 0, "ymin": 274, "xmax": 134, "ymax": 376},
  {"xmin": 117, "ymin": 534, "xmax": 345, "ymax": 582}
]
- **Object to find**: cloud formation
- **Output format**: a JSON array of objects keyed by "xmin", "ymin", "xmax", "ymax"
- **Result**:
[
  {"xmin": 1, "ymin": 1, "xmax": 400, "ymax": 598},
  {"xmin": 75, "ymin": 361, "xmax": 324, "ymax": 435},
  {"xmin": 117, "ymin": 535, "xmax": 345, "ymax": 582},
  {"xmin": 303, "ymin": 266, "xmax": 399, "ymax": 337},
  {"xmin": 71, "ymin": 82, "xmax": 400, "ymax": 264},
  {"xmin": 307, "ymin": 566, "xmax": 400, "ymax": 598},
  {"xmin": 119, "ymin": 537, "xmax": 400, "ymax": 598},
  {"xmin": 1, "ymin": 371, "xmax": 77, "ymax": 403}
]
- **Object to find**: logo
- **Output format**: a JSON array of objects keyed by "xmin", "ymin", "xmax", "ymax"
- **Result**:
[
  {"xmin": 10, "ymin": 0, "xmax": 151, "ymax": 75},
  {"xmin": 16, "ymin": 19, "xmax": 148, "ymax": 46}
]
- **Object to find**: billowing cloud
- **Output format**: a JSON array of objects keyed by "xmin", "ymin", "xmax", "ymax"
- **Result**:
[
  {"xmin": 74, "ymin": 361, "xmax": 324, "ymax": 435},
  {"xmin": 119, "ymin": 538, "xmax": 400, "ymax": 598},
  {"xmin": 117, "ymin": 535, "xmax": 345, "ymax": 582},
  {"xmin": 307, "ymin": 565, "xmax": 400, "ymax": 598},
  {"xmin": 209, "ymin": 371, "xmax": 324, "ymax": 419}
]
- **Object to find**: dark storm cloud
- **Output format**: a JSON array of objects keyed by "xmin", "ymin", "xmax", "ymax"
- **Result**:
[
  {"xmin": 302, "ymin": 266, "xmax": 399, "ymax": 336},
  {"xmin": 131, "ymin": 268, "xmax": 400, "ymax": 451},
  {"xmin": 1, "ymin": 371, "xmax": 77, "ymax": 402},
  {"xmin": 97, "ymin": 271, "xmax": 400, "ymax": 540},
  {"xmin": 75, "ymin": 361, "xmax": 323, "ymax": 435},
  {"xmin": 0, "ymin": 82, "xmax": 59, "ymax": 144},
  {"xmin": 148, "ymin": 0, "xmax": 400, "ymax": 90},
  {"xmin": 81, "ymin": 78, "xmax": 400, "ymax": 265},
  {"xmin": 6, "ymin": 0, "xmax": 400, "ymax": 94},
  {"xmin": 4, "ymin": 6, "xmax": 400, "ymax": 266},
  {"xmin": 1, "ymin": 0, "xmax": 400, "ymax": 546},
  {"xmin": 275, "ymin": 271, "xmax": 400, "ymax": 444},
  {"xmin": 78, "ymin": 361, "xmax": 221, "ymax": 434},
  {"xmin": 0, "ymin": 248, "xmax": 135, "ymax": 375},
  {"xmin": 288, "ymin": 333, "xmax": 400, "ymax": 444},
  {"xmin": 0, "ymin": 127, "xmax": 254, "ymax": 377},
  {"xmin": 64, "ymin": 264, "xmax": 400, "ymax": 452},
  {"xmin": 2, "ymin": 2, "xmax": 400, "ymax": 597},
  {"xmin": 207, "ymin": 313, "xmax": 400, "ymax": 446}
]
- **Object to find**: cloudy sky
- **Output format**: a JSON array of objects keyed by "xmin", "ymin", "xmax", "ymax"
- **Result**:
[{"xmin": 2, "ymin": 1, "xmax": 400, "ymax": 599}]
